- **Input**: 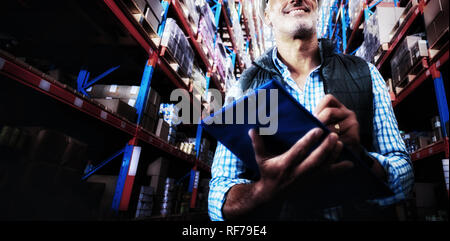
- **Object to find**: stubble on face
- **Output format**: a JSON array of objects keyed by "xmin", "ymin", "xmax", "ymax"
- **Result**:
[{"xmin": 266, "ymin": 0, "xmax": 319, "ymax": 39}]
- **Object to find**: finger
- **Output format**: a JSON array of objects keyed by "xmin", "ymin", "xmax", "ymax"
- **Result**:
[
  {"xmin": 328, "ymin": 140, "xmax": 344, "ymax": 163},
  {"xmin": 316, "ymin": 107, "xmax": 348, "ymax": 126},
  {"xmin": 311, "ymin": 140, "xmax": 343, "ymax": 175},
  {"xmin": 248, "ymin": 129, "xmax": 268, "ymax": 161},
  {"xmin": 328, "ymin": 160, "xmax": 354, "ymax": 176},
  {"xmin": 282, "ymin": 128, "xmax": 324, "ymax": 166},
  {"xmin": 295, "ymin": 132, "xmax": 339, "ymax": 177},
  {"xmin": 313, "ymin": 94, "xmax": 343, "ymax": 116}
]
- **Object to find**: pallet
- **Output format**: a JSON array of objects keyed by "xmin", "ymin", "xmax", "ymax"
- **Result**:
[
  {"xmin": 373, "ymin": 42, "xmax": 390, "ymax": 63},
  {"xmin": 119, "ymin": 0, "xmax": 161, "ymax": 47}
]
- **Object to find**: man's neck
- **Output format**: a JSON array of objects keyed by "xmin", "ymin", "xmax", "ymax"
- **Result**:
[{"xmin": 275, "ymin": 34, "xmax": 321, "ymax": 88}]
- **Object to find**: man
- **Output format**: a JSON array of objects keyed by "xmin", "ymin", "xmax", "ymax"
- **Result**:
[{"xmin": 208, "ymin": 0, "xmax": 414, "ymax": 221}]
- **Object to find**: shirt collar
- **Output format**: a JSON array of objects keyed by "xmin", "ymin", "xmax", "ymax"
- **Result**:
[{"xmin": 271, "ymin": 46, "xmax": 322, "ymax": 80}]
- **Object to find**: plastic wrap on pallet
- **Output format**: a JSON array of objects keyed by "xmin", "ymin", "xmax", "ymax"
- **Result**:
[
  {"xmin": 181, "ymin": 0, "xmax": 200, "ymax": 28},
  {"xmin": 199, "ymin": 0, "xmax": 216, "ymax": 30},
  {"xmin": 214, "ymin": 37, "xmax": 227, "ymax": 82},
  {"xmin": 361, "ymin": 6, "xmax": 405, "ymax": 63},
  {"xmin": 348, "ymin": 0, "xmax": 364, "ymax": 30},
  {"xmin": 161, "ymin": 18, "xmax": 194, "ymax": 77},
  {"xmin": 192, "ymin": 65, "xmax": 206, "ymax": 100},
  {"xmin": 198, "ymin": 15, "xmax": 215, "ymax": 59}
]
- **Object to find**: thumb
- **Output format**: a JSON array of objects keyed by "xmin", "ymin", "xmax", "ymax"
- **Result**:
[{"xmin": 248, "ymin": 128, "xmax": 268, "ymax": 161}]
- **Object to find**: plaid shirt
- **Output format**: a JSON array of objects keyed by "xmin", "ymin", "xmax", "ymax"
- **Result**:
[{"xmin": 208, "ymin": 47, "xmax": 414, "ymax": 221}]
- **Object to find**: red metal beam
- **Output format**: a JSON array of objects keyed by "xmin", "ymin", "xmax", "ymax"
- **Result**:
[
  {"xmin": 411, "ymin": 138, "xmax": 449, "ymax": 161},
  {"xmin": 393, "ymin": 48, "xmax": 448, "ymax": 108},
  {"xmin": 172, "ymin": 0, "xmax": 211, "ymax": 71},
  {"xmin": 344, "ymin": 8, "xmax": 364, "ymax": 54},
  {"xmin": 103, "ymin": 0, "xmax": 154, "ymax": 54},
  {"xmin": 0, "ymin": 55, "xmax": 138, "ymax": 136}
]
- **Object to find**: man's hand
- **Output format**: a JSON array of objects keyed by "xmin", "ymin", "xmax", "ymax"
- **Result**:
[
  {"xmin": 249, "ymin": 128, "xmax": 354, "ymax": 204},
  {"xmin": 313, "ymin": 94, "xmax": 362, "ymax": 156},
  {"xmin": 222, "ymin": 128, "xmax": 354, "ymax": 220},
  {"xmin": 313, "ymin": 94, "xmax": 387, "ymax": 181}
]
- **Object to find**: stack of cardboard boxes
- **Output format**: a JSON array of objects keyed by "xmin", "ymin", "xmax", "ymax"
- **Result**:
[
  {"xmin": 198, "ymin": 2, "xmax": 216, "ymax": 64},
  {"xmin": 443, "ymin": 159, "xmax": 449, "ymax": 192},
  {"xmin": 423, "ymin": 0, "xmax": 449, "ymax": 50},
  {"xmin": 0, "ymin": 126, "xmax": 94, "ymax": 219},
  {"xmin": 86, "ymin": 84, "xmax": 167, "ymax": 139},
  {"xmin": 159, "ymin": 103, "xmax": 181, "ymax": 144},
  {"xmin": 146, "ymin": 157, "xmax": 170, "ymax": 215},
  {"xmin": 161, "ymin": 18, "xmax": 195, "ymax": 77},
  {"xmin": 390, "ymin": 35, "xmax": 428, "ymax": 89},
  {"xmin": 132, "ymin": 0, "xmax": 165, "ymax": 32},
  {"xmin": 179, "ymin": 0, "xmax": 200, "ymax": 33},
  {"xmin": 400, "ymin": 116, "xmax": 446, "ymax": 154},
  {"xmin": 357, "ymin": 6, "xmax": 405, "ymax": 63},
  {"xmin": 135, "ymin": 186, "xmax": 154, "ymax": 218},
  {"xmin": 214, "ymin": 37, "xmax": 228, "ymax": 83},
  {"xmin": 142, "ymin": 89, "xmax": 162, "ymax": 135},
  {"xmin": 87, "ymin": 84, "xmax": 139, "ymax": 123}
]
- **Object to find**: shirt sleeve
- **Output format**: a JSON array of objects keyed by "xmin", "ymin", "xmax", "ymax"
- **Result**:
[
  {"xmin": 366, "ymin": 63, "xmax": 415, "ymax": 205},
  {"xmin": 207, "ymin": 81, "xmax": 253, "ymax": 221},
  {"xmin": 208, "ymin": 143, "xmax": 252, "ymax": 221}
]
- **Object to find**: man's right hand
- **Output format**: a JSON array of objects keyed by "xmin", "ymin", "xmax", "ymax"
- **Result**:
[
  {"xmin": 222, "ymin": 128, "xmax": 353, "ymax": 220},
  {"xmin": 249, "ymin": 128, "xmax": 354, "ymax": 204}
]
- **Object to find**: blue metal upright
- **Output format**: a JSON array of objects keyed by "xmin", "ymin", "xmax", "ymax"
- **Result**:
[
  {"xmin": 112, "ymin": 144, "xmax": 136, "ymax": 211},
  {"xmin": 112, "ymin": 0, "xmax": 171, "ymax": 212},
  {"xmin": 195, "ymin": 0, "xmax": 223, "ymax": 158},
  {"xmin": 433, "ymin": 71, "xmax": 449, "ymax": 137}
]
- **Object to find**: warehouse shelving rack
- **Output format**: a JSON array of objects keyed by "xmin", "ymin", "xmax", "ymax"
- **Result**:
[
  {"xmin": 328, "ymin": 0, "xmax": 449, "ymax": 161},
  {"xmin": 326, "ymin": 0, "xmax": 449, "ymax": 220},
  {"xmin": 0, "ymin": 0, "xmax": 266, "ymax": 220}
]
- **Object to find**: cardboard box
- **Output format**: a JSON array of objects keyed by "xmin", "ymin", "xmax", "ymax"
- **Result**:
[
  {"xmin": 29, "ymin": 129, "xmax": 69, "ymax": 164},
  {"xmin": 61, "ymin": 137, "xmax": 88, "ymax": 171},
  {"xmin": 87, "ymin": 85, "xmax": 140, "ymax": 99},
  {"xmin": 149, "ymin": 175, "xmax": 167, "ymax": 196},
  {"xmin": 146, "ymin": 157, "xmax": 170, "ymax": 177},
  {"xmin": 146, "ymin": 0, "xmax": 164, "ymax": 22},
  {"xmin": 140, "ymin": 186, "xmax": 154, "ymax": 196},
  {"xmin": 391, "ymin": 35, "xmax": 423, "ymax": 85},
  {"xmin": 133, "ymin": 0, "xmax": 147, "ymax": 13},
  {"xmin": 119, "ymin": 98, "xmax": 137, "ymax": 107},
  {"xmin": 417, "ymin": 135, "xmax": 431, "ymax": 148},
  {"xmin": 424, "ymin": 0, "xmax": 449, "ymax": 48},
  {"xmin": 144, "ymin": 7, "xmax": 160, "ymax": 31},
  {"xmin": 410, "ymin": 40, "xmax": 429, "ymax": 65},
  {"xmin": 86, "ymin": 175, "xmax": 118, "ymax": 217},
  {"xmin": 141, "ymin": 113, "xmax": 158, "ymax": 132},
  {"xmin": 155, "ymin": 118, "xmax": 170, "ymax": 141},
  {"xmin": 94, "ymin": 98, "xmax": 137, "ymax": 122}
]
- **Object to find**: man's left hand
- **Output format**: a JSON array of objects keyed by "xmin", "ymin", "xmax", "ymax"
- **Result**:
[{"xmin": 313, "ymin": 94, "xmax": 363, "ymax": 156}]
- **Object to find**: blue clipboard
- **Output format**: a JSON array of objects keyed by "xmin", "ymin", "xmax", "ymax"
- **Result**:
[{"xmin": 201, "ymin": 80, "xmax": 393, "ymax": 207}]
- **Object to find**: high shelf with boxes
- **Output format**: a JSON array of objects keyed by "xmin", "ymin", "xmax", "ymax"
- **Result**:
[
  {"xmin": 0, "ymin": 0, "xmax": 268, "ymax": 220},
  {"xmin": 0, "ymin": 0, "xmax": 189, "ymax": 220},
  {"xmin": 323, "ymin": 0, "xmax": 449, "ymax": 220}
]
